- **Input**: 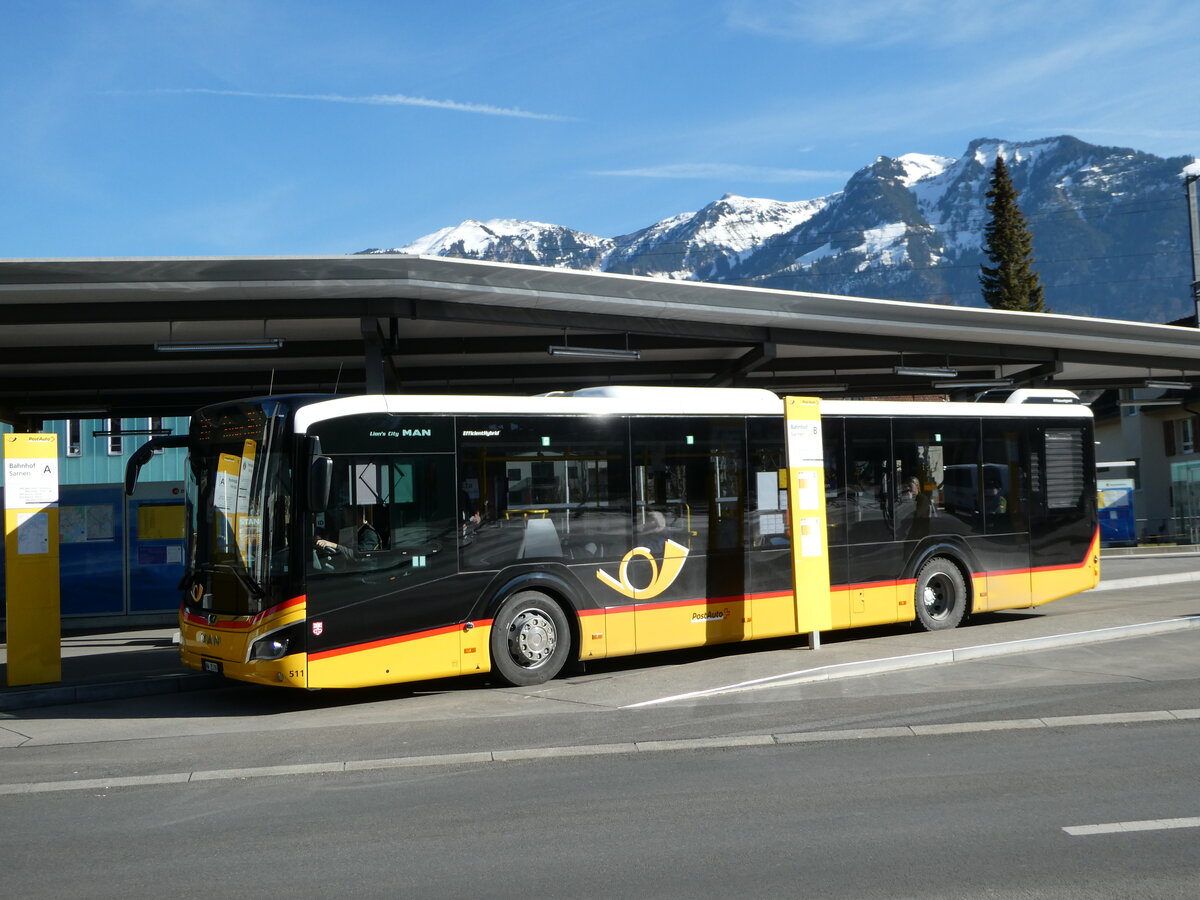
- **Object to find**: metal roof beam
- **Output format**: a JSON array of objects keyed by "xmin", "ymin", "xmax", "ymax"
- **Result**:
[{"xmin": 706, "ymin": 342, "xmax": 777, "ymax": 387}]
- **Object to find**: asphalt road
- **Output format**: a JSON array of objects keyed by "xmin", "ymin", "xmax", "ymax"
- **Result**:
[
  {"xmin": 3, "ymin": 713, "xmax": 1198, "ymax": 899},
  {"xmin": 3, "ymin": 602, "xmax": 1200, "ymax": 898}
]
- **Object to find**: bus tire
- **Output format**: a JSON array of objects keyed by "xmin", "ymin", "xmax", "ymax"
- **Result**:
[
  {"xmin": 914, "ymin": 558, "xmax": 967, "ymax": 631},
  {"xmin": 489, "ymin": 591, "xmax": 573, "ymax": 686}
]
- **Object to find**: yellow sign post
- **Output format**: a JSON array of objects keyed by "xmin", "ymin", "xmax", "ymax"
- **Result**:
[
  {"xmin": 783, "ymin": 397, "xmax": 831, "ymax": 647},
  {"xmin": 3, "ymin": 433, "xmax": 62, "ymax": 686}
]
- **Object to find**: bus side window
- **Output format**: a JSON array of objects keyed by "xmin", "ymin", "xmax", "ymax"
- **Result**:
[
  {"xmin": 893, "ymin": 417, "xmax": 980, "ymax": 538},
  {"xmin": 982, "ymin": 420, "xmax": 1028, "ymax": 534},
  {"xmin": 630, "ymin": 415, "xmax": 748, "ymax": 561},
  {"xmin": 844, "ymin": 418, "xmax": 892, "ymax": 544},
  {"xmin": 747, "ymin": 415, "xmax": 788, "ymax": 547},
  {"xmin": 822, "ymin": 417, "xmax": 847, "ymax": 545},
  {"xmin": 458, "ymin": 415, "xmax": 631, "ymax": 568}
]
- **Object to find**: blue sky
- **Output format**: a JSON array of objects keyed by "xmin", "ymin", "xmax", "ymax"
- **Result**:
[{"xmin": 3, "ymin": 0, "xmax": 1197, "ymax": 258}]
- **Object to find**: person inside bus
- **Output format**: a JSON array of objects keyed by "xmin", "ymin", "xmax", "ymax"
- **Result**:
[
  {"xmin": 313, "ymin": 529, "xmax": 350, "ymax": 569},
  {"xmin": 313, "ymin": 507, "xmax": 382, "ymax": 567},
  {"xmin": 637, "ymin": 509, "xmax": 669, "ymax": 555},
  {"xmin": 460, "ymin": 488, "xmax": 483, "ymax": 538},
  {"xmin": 356, "ymin": 509, "xmax": 382, "ymax": 551},
  {"xmin": 984, "ymin": 472, "xmax": 1008, "ymax": 515},
  {"xmin": 904, "ymin": 475, "xmax": 934, "ymax": 540}
]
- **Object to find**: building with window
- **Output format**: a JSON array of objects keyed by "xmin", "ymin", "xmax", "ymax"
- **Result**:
[
  {"xmin": 1093, "ymin": 389, "xmax": 1200, "ymax": 545},
  {"xmin": 1, "ymin": 416, "xmax": 190, "ymax": 624}
]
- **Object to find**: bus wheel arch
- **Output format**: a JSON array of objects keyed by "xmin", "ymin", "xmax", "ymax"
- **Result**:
[
  {"xmin": 913, "ymin": 556, "xmax": 969, "ymax": 631},
  {"xmin": 488, "ymin": 588, "xmax": 576, "ymax": 686}
]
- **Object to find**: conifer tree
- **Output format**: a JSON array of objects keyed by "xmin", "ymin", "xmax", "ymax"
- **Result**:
[{"xmin": 979, "ymin": 155, "xmax": 1046, "ymax": 311}]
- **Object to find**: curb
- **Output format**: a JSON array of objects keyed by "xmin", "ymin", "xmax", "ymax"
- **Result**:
[{"xmin": 5, "ymin": 707, "xmax": 1200, "ymax": 796}]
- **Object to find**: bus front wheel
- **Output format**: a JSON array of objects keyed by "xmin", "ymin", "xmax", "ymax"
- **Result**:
[
  {"xmin": 490, "ymin": 591, "xmax": 573, "ymax": 686},
  {"xmin": 914, "ymin": 558, "xmax": 967, "ymax": 631}
]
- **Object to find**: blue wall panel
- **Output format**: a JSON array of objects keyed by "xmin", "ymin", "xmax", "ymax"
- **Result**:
[
  {"xmin": 58, "ymin": 485, "xmax": 126, "ymax": 616},
  {"xmin": 128, "ymin": 492, "xmax": 186, "ymax": 613}
]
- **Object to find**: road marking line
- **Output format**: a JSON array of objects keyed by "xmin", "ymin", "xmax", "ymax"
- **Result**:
[
  {"xmin": 1064, "ymin": 817, "xmax": 1200, "ymax": 836},
  {"xmin": 622, "ymin": 617, "xmax": 1200, "ymax": 708},
  {"xmin": 621, "ymin": 651, "xmax": 953, "ymax": 708}
]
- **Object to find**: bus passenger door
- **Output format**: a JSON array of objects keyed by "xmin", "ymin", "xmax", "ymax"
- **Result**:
[
  {"xmin": 843, "ymin": 418, "xmax": 900, "ymax": 627},
  {"xmin": 980, "ymin": 420, "xmax": 1032, "ymax": 611},
  {"xmin": 820, "ymin": 417, "xmax": 850, "ymax": 630},
  {"xmin": 748, "ymin": 417, "xmax": 798, "ymax": 638},
  {"xmin": 629, "ymin": 417, "xmax": 748, "ymax": 652}
]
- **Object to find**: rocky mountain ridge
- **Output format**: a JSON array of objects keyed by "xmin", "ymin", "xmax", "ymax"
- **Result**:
[{"xmin": 363, "ymin": 136, "xmax": 1197, "ymax": 323}]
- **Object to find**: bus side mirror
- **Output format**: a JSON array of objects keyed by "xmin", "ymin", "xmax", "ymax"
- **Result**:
[
  {"xmin": 124, "ymin": 435, "xmax": 190, "ymax": 495},
  {"xmin": 309, "ymin": 456, "xmax": 332, "ymax": 512}
]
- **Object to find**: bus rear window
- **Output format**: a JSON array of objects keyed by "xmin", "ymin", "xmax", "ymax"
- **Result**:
[{"xmin": 1045, "ymin": 428, "xmax": 1085, "ymax": 510}]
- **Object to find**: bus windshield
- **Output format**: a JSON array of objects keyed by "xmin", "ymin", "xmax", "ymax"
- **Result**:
[{"xmin": 184, "ymin": 401, "xmax": 294, "ymax": 616}]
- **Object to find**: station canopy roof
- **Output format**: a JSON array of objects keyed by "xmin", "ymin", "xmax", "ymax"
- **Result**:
[{"xmin": 2, "ymin": 253, "xmax": 1199, "ymax": 425}]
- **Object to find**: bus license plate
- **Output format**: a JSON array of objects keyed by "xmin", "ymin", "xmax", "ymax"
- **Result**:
[{"xmin": 203, "ymin": 659, "xmax": 223, "ymax": 675}]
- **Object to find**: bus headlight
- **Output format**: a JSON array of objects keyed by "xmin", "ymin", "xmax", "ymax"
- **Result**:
[{"xmin": 251, "ymin": 637, "xmax": 289, "ymax": 661}]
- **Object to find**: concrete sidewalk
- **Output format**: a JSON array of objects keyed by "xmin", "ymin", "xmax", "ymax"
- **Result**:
[
  {"xmin": 2, "ymin": 553, "xmax": 1198, "ymax": 712},
  {"xmin": 0, "ymin": 627, "xmax": 206, "ymax": 710}
]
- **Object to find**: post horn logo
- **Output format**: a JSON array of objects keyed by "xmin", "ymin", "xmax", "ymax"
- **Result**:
[{"xmin": 596, "ymin": 540, "xmax": 689, "ymax": 600}]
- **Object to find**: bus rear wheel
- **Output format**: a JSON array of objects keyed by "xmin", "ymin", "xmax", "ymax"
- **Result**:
[
  {"xmin": 914, "ymin": 558, "xmax": 967, "ymax": 631},
  {"xmin": 490, "ymin": 591, "xmax": 572, "ymax": 686}
]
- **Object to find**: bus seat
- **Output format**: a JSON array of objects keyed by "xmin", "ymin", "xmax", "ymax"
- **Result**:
[{"xmin": 518, "ymin": 518, "xmax": 563, "ymax": 559}]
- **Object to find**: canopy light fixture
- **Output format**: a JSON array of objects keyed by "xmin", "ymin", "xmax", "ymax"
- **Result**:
[
  {"xmin": 784, "ymin": 384, "xmax": 849, "ymax": 393},
  {"xmin": 547, "ymin": 345, "xmax": 641, "ymax": 360},
  {"xmin": 1144, "ymin": 378, "xmax": 1191, "ymax": 390},
  {"xmin": 155, "ymin": 339, "xmax": 284, "ymax": 353},
  {"xmin": 932, "ymin": 378, "xmax": 1014, "ymax": 389},
  {"xmin": 895, "ymin": 365, "xmax": 958, "ymax": 378}
]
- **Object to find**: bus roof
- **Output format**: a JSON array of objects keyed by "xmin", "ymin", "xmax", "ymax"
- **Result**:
[{"xmin": 291, "ymin": 386, "xmax": 1091, "ymax": 433}]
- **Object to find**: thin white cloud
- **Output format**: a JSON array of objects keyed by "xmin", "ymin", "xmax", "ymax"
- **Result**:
[
  {"xmin": 594, "ymin": 163, "xmax": 850, "ymax": 182},
  {"xmin": 117, "ymin": 87, "xmax": 572, "ymax": 121}
]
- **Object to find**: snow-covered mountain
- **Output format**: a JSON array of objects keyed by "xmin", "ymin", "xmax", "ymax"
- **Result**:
[
  {"xmin": 397, "ymin": 218, "xmax": 611, "ymax": 269},
  {"xmin": 362, "ymin": 136, "xmax": 1198, "ymax": 323}
]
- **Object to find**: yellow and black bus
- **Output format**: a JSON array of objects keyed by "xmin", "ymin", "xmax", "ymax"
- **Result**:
[{"xmin": 126, "ymin": 386, "xmax": 1098, "ymax": 690}]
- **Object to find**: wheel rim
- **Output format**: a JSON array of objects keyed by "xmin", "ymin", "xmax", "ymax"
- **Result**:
[
  {"xmin": 507, "ymin": 608, "xmax": 557, "ymax": 668},
  {"xmin": 922, "ymin": 573, "xmax": 955, "ymax": 620}
]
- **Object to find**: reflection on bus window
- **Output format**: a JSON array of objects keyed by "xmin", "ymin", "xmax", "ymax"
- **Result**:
[
  {"xmin": 893, "ymin": 418, "xmax": 980, "ymax": 540},
  {"xmin": 457, "ymin": 415, "xmax": 631, "ymax": 569}
]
